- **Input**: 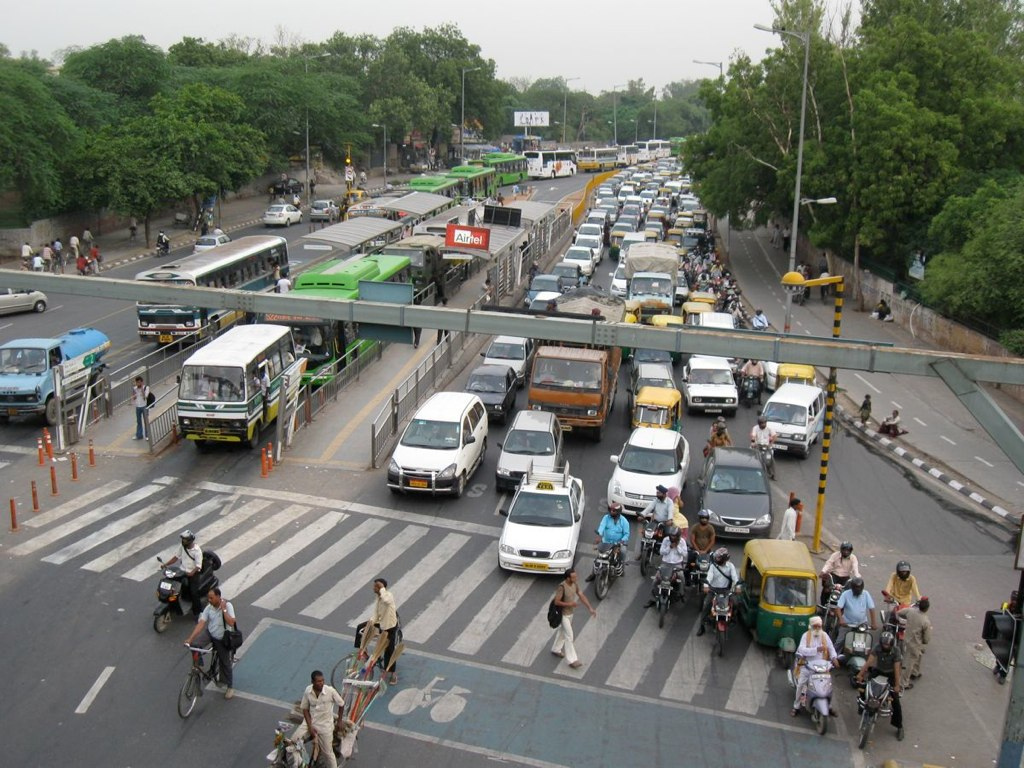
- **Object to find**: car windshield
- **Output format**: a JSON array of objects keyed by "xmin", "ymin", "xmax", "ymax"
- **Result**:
[
  {"xmin": 618, "ymin": 444, "xmax": 677, "ymax": 475},
  {"xmin": 531, "ymin": 276, "xmax": 561, "ymax": 292},
  {"xmin": 508, "ymin": 491, "xmax": 574, "ymax": 526},
  {"xmin": 553, "ymin": 265, "xmax": 577, "ymax": 278},
  {"xmin": 762, "ymin": 402, "xmax": 807, "ymax": 426},
  {"xmin": 503, "ymin": 429, "xmax": 556, "ymax": 456},
  {"xmin": 614, "ymin": 265, "xmax": 626, "ymax": 280},
  {"xmin": 578, "ymin": 225, "xmax": 602, "ymax": 237},
  {"xmin": 267, "ymin": 205, "xmax": 286, "ymax": 213},
  {"xmin": 179, "ymin": 365, "xmax": 247, "ymax": 402},
  {"xmin": 532, "ymin": 358, "xmax": 603, "ymax": 391},
  {"xmin": 564, "ymin": 248, "xmax": 592, "ymax": 263},
  {"xmin": 0, "ymin": 347, "xmax": 49, "ymax": 374},
  {"xmin": 312, "ymin": 201, "xmax": 330, "ymax": 210},
  {"xmin": 763, "ymin": 576, "xmax": 816, "ymax": 607},
  {"xmin": 708, "ymin": 466, "xmax": 767, "ymax": 493},
  {"xmin": 575, "ymin": 237, "xmax": 601, "ymax": 249},
  {"xmin": 400, "ymin": 419, "xmax": 460, "ymax": 449},
  {"xmin": 486, "ymin": 342, "xmax": 525, "ymax": 361},
  {"xmin": 634, "ymin": 349, "xmax": 672, "ymax": 365},
  {"xmin": 635, "ymin": 405, "xmax": 670, "ymax": 426},
  {"xmin": 689, "ymin": 369, "xmax": 734, "ymax": 386},
  {"xmin": 466, "ymin": 373, "xmax": 507, "ymax": 394}
]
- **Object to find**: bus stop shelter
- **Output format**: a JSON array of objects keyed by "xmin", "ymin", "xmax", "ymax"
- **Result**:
[{"xmin": 302, "ymin": 218, "xmax": 407, "ymax": 258}]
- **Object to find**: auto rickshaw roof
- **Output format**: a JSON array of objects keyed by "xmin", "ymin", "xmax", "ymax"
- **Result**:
[
  {"xmin": 777, "ymin": 363, "xmax": 816, "ymax": 383},
  {"xmin": 650, "ymin": 313, "xmax": 685, "ymax": 327},
  {"xmin": 635, "ymin": 385, "xmax": 682, "ymax": 407},
  {"xmin": 742, "ymin": 539, "xmax": 816, "ymax": 576},
  {"xmin": 682, "ymin": 302, "xmax": 712, "ymax": 314},
  {"xmin": 689, "ymin": 291, "xmax": 718, "ymax": 304}
]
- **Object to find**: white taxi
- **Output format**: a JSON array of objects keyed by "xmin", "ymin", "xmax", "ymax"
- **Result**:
[{"xmin": 498, "ymin": 467, "xmax": 584, "ymax": 574}]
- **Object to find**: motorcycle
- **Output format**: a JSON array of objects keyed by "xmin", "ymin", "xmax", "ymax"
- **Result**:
[
  {"xmin": 704, "ymin": 587, "xmax": 735, "ymax": 657},
  {"xmin": 856, "ymin": 674, "xmax": 893, "ymax": 749},
  {"xmin": 685, "ymin": 551, "xmax": 710, "ymax": 594},
  {"xmin": 152, "ymin": 550, "xmax": 221, "ymax": 633},
  {"xmin": 840, "ymin": 623, "xmax": 873, "ymax": 685},
  {"xmin": 652, "ymin": 563, "xmax": 685, "ymax": 628},
  {"xmin": 593, "ymin": 543, "xmax": 623, "ymax": 600},
  {"xmin": 739, "ymin": 375, "xmax": 762, "ymax": 408},
  {"xmin": 791, "ymin": 658, "xmax": 835, "ymax": 735},
  {"xmin": 157, "ymin": 239, "xmax": 170, "ymax": 257},
  {"xmin": 820, "ymin": 578, "xmax": 844, "ymax": 640},
  {"xmin": 881, "ymin": 598, "xmax": 909, "ymax": 652},
  {"xmin": 636, "ymin": 517, "xmax": 664, "ymax": 578},
  {"xmin": 753, "ymin": 441, "xmax": 776, "ymax": 480}
]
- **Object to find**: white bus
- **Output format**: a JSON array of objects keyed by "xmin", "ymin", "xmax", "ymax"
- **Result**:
[
  {"xmin": 524, "ymin": 150, "xmax": 577, "ymax": 179},
  {"xmin": 135, "ymin": 236, "xmax": 288, "ymax": 344},
  {"xmin": 176, "ymin": 324, "xmax": 306, "ymax": 449},
  {"xmin": 637, "ymin": 140, "xmax": 672, "ymax": 163},
  {"xmin": 617, "ymin": 144, "xmax": 640, "ymax": 167},
  {"xmin": 576, "ymin": 147, "xmax": 619, "ymax": 172}
]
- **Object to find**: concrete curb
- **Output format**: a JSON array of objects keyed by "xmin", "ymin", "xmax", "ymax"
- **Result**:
[
  {"xmin": 102, "ymin": 217, "xmax": 264, "ymax": 270},
  {"xmin": 835, "ymin": 403, "xmax": 1018, "ymax": 524}
]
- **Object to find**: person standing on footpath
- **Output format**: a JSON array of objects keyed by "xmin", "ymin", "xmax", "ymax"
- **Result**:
[
  {"xmin": 777, "ymin": 497, "xmax": 800, "ymax": 540},
  {"xmin": 358, "ymin": 578, "xmax": 401, "ymax": 684},
  {"xmin": 295, "ymin": 670, "xmax": 344, "ymax": 768},
  {"xmin": 131, "ymin": 376, "xmax": 151, "ymax": 440},
  {"xmin": 21, "ymin": 241, "xmax": 33, "ymax": 267},
  {"xmin": 184, "ymin": 586, "xmax": 237, "ymax": 700},
  {"xmin": 551, "ymin": 567, "xmax": 596, "ymax": 670},
  {"xmin": 898, "ymin": 597, "xmax": 932, "ymax": 686},
  {"xmin": 82, "ymin": 227, "xmax": 94, "ymax": 255}
]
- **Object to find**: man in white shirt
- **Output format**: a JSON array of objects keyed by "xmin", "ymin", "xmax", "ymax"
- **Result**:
[
  {"xmin": 184, "ymin": 587, "xmax": 237, "ymax": 699},
  {"xmin": 163, "ymin": 530, "xmax": 204, "ymax": 615},
  {"xmin": 751, "ymin": 309, "xmax": 771, "ymax": 330},
  {"xmin": 777, "ymin": 497, "xmax": 799, "ymax": 540},
  {"xmin": 358, "ymin": 578, "xmax": 401, "ymax": 684},
  {"xmin": 791, "ymin": 615, "xmax": 838, "ymax": 716},
  {"xmin": 276, "ymin": 275, "xmax": 292, "ymax": 293},
  {"xmin": 294, "ymin": 670, "xmax": 344, "ymax": 768}
]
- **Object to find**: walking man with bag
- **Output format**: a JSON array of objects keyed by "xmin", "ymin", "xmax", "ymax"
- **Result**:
[
  {"xmin": 184, "ymin": 587, "xmax": 237, "ymax": 699},
  {"xmin": 550, "ymin": 567, "xmax": 596, "ymax": 670}
]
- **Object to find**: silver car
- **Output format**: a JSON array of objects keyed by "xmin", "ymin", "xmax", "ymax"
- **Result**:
[
  {"xmin": 262, "ymin": 204, "xmax": 302, "ymax": 227},
  {"xmin": 0, "ymin": 288, "xmax": 47, "ymax": 315}
]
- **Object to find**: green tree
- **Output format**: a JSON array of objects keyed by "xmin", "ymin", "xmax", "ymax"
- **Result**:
[{"xmin": 61, "ymin": 36, "xmax": 170, "ymax": 111}]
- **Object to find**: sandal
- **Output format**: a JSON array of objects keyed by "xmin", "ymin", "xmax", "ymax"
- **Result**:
[
  {"xmin": 388, "ymin": 673, "xmax": 398, "ymax": 684},
  {"xmin": 790, "ymin": 708, "xmax": 799, "ymax": 717}
]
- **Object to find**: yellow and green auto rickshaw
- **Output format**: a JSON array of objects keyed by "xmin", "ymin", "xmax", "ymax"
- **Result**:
[
  {"xmin": 609, "ymin": 226, "xmax": 630, "ymax": 262},
  {"xmin": 689, "ymin": 290, "xmax": 718, "ymax": 306},
  {"xmin": 776, "ymin": 363, "xmax": 816, "ymax": 388},
  {"xmin": 681, "ymin": 301, "xmax": 711, "ymax": 326},
  {"xmin": 665, "ymin": 228, "xmax": 685, "ymax": 249},
  {"xmin": 631, "ymin": 385, "xmax": 683, "ymax": 430},
  {"xmin": 650, "ymin": 313, "xmax": 685, "ymax": 361},
  {"xmin": 736, "ymin": 539, "xmax": 819, "ymax": 667}
]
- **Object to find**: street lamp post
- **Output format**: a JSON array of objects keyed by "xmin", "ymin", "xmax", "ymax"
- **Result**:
[
  {"xmin": 563, "ymin": 76, "xmax": 580, "ymax": 145},
  {"xmin": 303, "ymin": 53, "xmax": 332, "ymax": 205},
  {"xmin": 692, "ymin": 59, "xmax": 724, "ymax": 79},
  {"xmin": 371, "ymin": 123, "xmax": 387, "ymax": 189},
  {"xmin": 781, "ymin": 270, "xmax": 844, "ymax": 553},
  {"xmin": 460, "ymin": 66, "xmax": 481, "ymax": 164},
  {"xmin": 652, "ymin": 99, "xmax": 657, "ymax": 140},
  {"xmin": 612, "ymin": 83, "xmax": 626, "ymax": 146},
  {"xmin": 755, "ymin": 23, "xmax": 811, "ymax": 335}
]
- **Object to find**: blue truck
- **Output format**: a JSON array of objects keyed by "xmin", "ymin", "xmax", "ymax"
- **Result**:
[{"xmin": 0, "ymin": 328, "xmax": 111, "ymax": 425}]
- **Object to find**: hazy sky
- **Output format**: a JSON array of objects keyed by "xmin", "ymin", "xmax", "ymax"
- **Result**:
[{"xmin": 4, "ymin": 0, "xmax": 799, "ymax": 93}]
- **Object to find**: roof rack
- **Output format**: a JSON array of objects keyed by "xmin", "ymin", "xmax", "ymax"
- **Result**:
[{"xmin": 524, "ymin": 462, "xmax": 572, "ymax": 489}]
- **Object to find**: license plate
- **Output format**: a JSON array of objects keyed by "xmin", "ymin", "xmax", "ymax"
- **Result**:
[
  {"xmin": 159, "ymin": 581, "xmax": 173, "ymax": 590},
  {"xmin": 774, "ymin": 444, "xmax": 790, "ymax": 452},
  {"xmin": 159, "ymin": 334, "xmax": 173, "ymax": 343},
  {"xmin": 409, "ymin": 479, "xmax": 428, "ymax": 488},
  {"xmin": 562, "ymin": 425, "xmax": 573, "ymax": 431},
  {"xmin": 724, "ymin": 526, "xmax": 750, "ymax": 534},
  {"xmin": 202, "ymin": 427, "xmax": 221, "ymax": 434},
  {"xmin": 7, "ymin": 408, "xmax": 17, "ymax": 416},
  {"xmin": 522, "ymin": 562, "xmax": 549, "ymax": 570}
]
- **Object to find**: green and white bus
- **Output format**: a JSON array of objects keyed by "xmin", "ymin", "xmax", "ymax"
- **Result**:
[
  {"xmin": 470, "ymin": 152, "xmax": 528, "ymax": 185},
  {"xmin": 407, "ymin": 176, "xmax": 461, "ymax": 198},
  {"xmin": 446, "ymin": 165, "xmax": 499, "ymax": 199},
  {"xmin": 176, "ymin": 324, "xmax": 306, "ymax": 449}
]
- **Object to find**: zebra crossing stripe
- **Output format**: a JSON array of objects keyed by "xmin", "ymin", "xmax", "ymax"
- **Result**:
[
  {"xmin": 209, "ymin": 504, "xmax": 312, "ymax": 565},
  {"xmin": 402, "ymin": 547, "xmax": 496, "ymax": 644},
  {"xmin": 95, "ymin": 495, "xmax": 232, "ymax": 578},
  {"xmin": 605, "ymin": 608, "xmax": 680, "ymax": 690},
  {"xmin": 448, "ymin": 573, "xmax": 535, "ymax": 657},
  {"xmin": 11, "ymin": 484, "xmax": 162, "ymax": 556},
  {"xmin": 42, "ymin": 489, "xmax": 201, "ymax": 565},
  {"xmin": 724, "ymin": 642, "xmax": 774, "ymax": 715},
  {"xmin": 347, "ymin": 532, "xmax": 472, "ymax": 629},
  {"xmin": 501, "ymin": 603, "xmax": 557, "ymax": 668},
  {"xmin": 220, "ymin": 511, "xmax": 345, "ymax": 600},
  {"xmin": 24, "ymin": 481, "xmax": 129, "ymax": 529},
  {"xmin": 554, "ymin": 577, "xmax": 636, "ymax": 678},
  {"xmin": 186, "ymin": 497, "xmax": 273, "ymax": 548},
  {"xmin": 299, "ymin": 523, "xmax": 425, "ymax": 620},
  {"xmin": 660, "ymin": 623, "xmax": 714, "ymax": 701}
]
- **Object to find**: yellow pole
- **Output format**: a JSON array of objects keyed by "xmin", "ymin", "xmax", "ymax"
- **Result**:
[{"xmin": 813, "ymin": 277, "xmax": 843, "ymax": 552}]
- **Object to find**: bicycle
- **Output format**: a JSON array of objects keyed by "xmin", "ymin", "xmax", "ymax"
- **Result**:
[{"xmin": 178, "ymin": 645, "xmax": 229, "ymax": 718}]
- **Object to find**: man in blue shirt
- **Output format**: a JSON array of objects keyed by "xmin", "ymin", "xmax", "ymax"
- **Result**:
[
  {"xmin": 834, "ymin": 577, "xmax": 878, "ymax": 646},
  {"xmin": 586, "ymin": 502, "xmax": 630, "ymax": 582}
]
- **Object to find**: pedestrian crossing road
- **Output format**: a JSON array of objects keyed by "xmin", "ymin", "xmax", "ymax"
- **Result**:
[{"xmin": 10, "ymin": 476, "xmax": 836, "ymax": 727}]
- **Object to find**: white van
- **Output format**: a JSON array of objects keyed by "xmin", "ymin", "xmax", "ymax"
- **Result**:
[
  {"xmin": 387, "ymin": 391, "xmax": 488, "ymax": 497},
  {"xmin": 760, "ymin": 383, "xmax": 826, "ymax": 457},
  {"xmin": 698, "ymin": 312, "xmax": 737, "ymax": 330},
  {"xmin": 681, "ymin": 356, "xmax": 738, "ymax": 416},
  {"xmin": 619, "ymin": 232, "xmax": 646, "ymax": 263},
  {"xmin": 495, "ymin": 410, "xmax": 565, "ymax": 492}
]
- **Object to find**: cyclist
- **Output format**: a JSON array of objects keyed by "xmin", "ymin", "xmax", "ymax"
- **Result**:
[
  {"xmin": 183, "ymin": 586, "xmax": 237, "ymax": 700},
  {"xmin": 586, "ymin": 502, "xmax": 629, "ymax": 582}
]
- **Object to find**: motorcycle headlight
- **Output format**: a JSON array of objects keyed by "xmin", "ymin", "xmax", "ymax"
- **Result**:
[{"xmin": 437, "ymin": 463, "xmax": 456, "ymax": 480}]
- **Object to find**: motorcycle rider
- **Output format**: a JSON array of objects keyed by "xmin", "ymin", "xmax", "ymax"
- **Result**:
[
  {"xmin": 688, "ymin": 510, "xmax": 717, "ymax": 575},
  {"xmin": 156, "ymin": 230, "xmax": 170, "ymax": 255},
  {"xmin": 586, "ymin": 502, "xmax": 629, "ymax": 582},
  {"xmin": 163, "ymin": 529, "xmax": 204, "ymax": 616},
  {"xmin": 751, "ymin": 308, "xmax": 771, "ymax": 330},
  {"xmin": 791, "ymin": 615, "xmax": 839, "ymax": 717},
  {"xmin": 834, "ymin": 577, "xmax": 878, "ymax": 647},
  {"xmin": 856, "ymin": 630, "xmax": 905, "ymax": 741},
  {"xmin": 750, "ymin": 415, "xmax": 777, "ymax": 479},
  {"xmin": 882, "ymin": 560, "xmax": 921, "ymax": 607},
  {"xmin": 739, "ymin": 359, "xmax": 766, "ymax": 404},
  {"xmin": 635, "ymin": 485, "xmax": 674, "ymax": 559},
  {"xmin": 697, "ymin": 547, "xmax": 739, "ymax": 636},
  {"xmin": 820, "ymin": 541, "xmax": 861, "ymax": 605},
  {"xmin": 643, "ymin": 526, "xmax": 688, "ymax": 607}
]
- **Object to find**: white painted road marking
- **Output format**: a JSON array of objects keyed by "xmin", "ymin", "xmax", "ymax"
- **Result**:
[
  {"xmin": 854, "ymin": 373, "xmax": 881, "ymax": 393},
  {"xmin": 725, "ymin": 642, "xmax": 773, "ymax": 714},
  {"xmin": 403, "ymin": 547, "xmax": 495, "ymax": 644},
  {"xmin": 660, "ymin": 624, "xmax": 713, "ymax": 701},
  {"xmin": 975, "ymin": 456, "xmax": 995, "ymax": 468},
  {"xmin": 940, "ymin": 435, "xmax": 956, "ymax": 445},
  {"xmin": 23, "ymin": 481, "xmax": 129, "ymax": 528},
  {"xmin": 75, "ymin": 666, "xmax": 116, "ymax": 714},
  {"xmin": 913, "ymin": 417, "xmax": 927, "ymax": 427},
  {"xmin": 448, "ymin": 572, "xmax": 534, "ymax": 656}
]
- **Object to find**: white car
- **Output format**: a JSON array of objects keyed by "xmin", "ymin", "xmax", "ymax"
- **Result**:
[
  {"xmin": 606, "ymin": 428, "xmax": 690, "ymax": 516},
  {"xmin": 0, "ymin": 288, "xmax": 47, "ymax": 315},
  {"xmin": 562, "ymin": 246, "xmax": 596, "ymax": 276},
  {"xmin": 498, "ymin": 467, "xmax": 584, "ymax": 574},
  {"xmin": 192, "ymin": 233, "xmax": 232, "ymax": 253},
  {"xmin": 682, "ymin": 355, "xmax": 739, "ymax": 416},
  {"xmin": 573, "ymin": 235, "xmax": 603, "ymax": 265},
  {"xmin": 262, "ymin": 204, "xmax": 302, "ymax": 227},
  {"xmin": 575, "ymin": 223, "xmax": 604, "ymax": 242},
  {"xmin": 528, "ymin": 291, "xmax": 562, "ymax": 311},
  {"xmin": 610, "ymin": 263, "xmax": 628, "ymax": 297},
  {"xmin": 481, "ymin": 335, "xmax": 534, "ymax": 384}
]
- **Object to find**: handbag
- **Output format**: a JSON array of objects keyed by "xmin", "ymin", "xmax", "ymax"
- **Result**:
[
  {"xmin": 223, "ymin": 620, "xmax": 244, "ymax": 650},
  {"xmin": 547, "ymin": 585, "xmax": 564, "ymax": 629}
]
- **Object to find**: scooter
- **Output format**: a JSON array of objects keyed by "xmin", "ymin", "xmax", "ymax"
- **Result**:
[
  {"xmin": 152, "ymin": 550, "xmax": 221, "ymax": 633},
  {"xmin": 840, "ymin": 623, "xmax": 873, "ymax": 685},
  {"xmin": 792, "ymin": 658, "xmax": 835, "ymax": 735},
  {"xmin": 652, "ymin": 563, "xmax": 685, "ymax": 628}
]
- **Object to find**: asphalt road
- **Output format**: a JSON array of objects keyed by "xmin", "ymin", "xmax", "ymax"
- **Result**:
[{"xmin": 0, "ymin": 174, "xmax": 1016, "ymax": 767}]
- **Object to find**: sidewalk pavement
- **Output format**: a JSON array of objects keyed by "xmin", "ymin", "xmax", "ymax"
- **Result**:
[{"xmin": 736, "ymin": 224, "xmax": 1024, "ymax": 522}]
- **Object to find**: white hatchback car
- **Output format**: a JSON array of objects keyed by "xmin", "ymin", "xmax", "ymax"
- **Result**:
[
  {"xmin": 262, "ymin": 204, "xmax": 302, "ymax": 227},
  {"xmin": 0, "ymin": 288, "xmax": 47, "ymax": 315},
  {"xmin": 192, "ymin": 233, "xmax": 232, "ymax": 253},
  {"xmin": 562, "ymin": 246, "xmax": 596, "ymax": 277},
  {"xmin": 606, "ymin": 428, "xmax": 691, "ymax": 516}
]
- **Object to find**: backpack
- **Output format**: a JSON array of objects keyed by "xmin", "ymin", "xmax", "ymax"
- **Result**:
[
  {"xmin": 145, "ymin": 388, "xmax": 156, "ymax": 408},
  {"xmin": 204, "ymin": 549, "xmax": 222, "ymax": 572},
  {"xmin": 547, "ymin": 584, "xmax": 565, "ymax": 628}
]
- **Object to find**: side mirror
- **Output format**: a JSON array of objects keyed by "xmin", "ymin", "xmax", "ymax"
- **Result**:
[
  {"xmin": 480, "ymin": 352, "xmax": 485, "ymax": 358},
  {"xmin": 609, "ymin": 455, "xmax": 618, "ymax": 463},
  {"xmin": 175, "ymin": 375, "xmax": 181, "ymax": 384},
  {"xmin": 499, "ymin": 508, "xmax": 509, "ymax": 517},
  {"xmin": 464, "ymin": 434, "xmax": 476, "ymax": 445},
  {"xmin": 497, "ymin": 442, "xmax": 503, "ymax": 450}
]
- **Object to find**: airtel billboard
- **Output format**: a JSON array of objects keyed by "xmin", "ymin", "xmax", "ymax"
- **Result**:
[{"xmin": 445, "ymin": 223, "xmax": 491, "ymax": 251}]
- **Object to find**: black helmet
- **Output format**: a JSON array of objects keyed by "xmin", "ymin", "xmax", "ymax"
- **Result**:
[
  {"xmin": 698, "ymin": 509, "xmax": 710, "ymax": 521},
  {"xmin": 840, "ymin": 541, "xmax": 853, "ymax": 555},
  {"xmin": 713, "ymin": 546, "xmax": 730, "ymax": 564},
  {"xmin": 180, "ymin": 529, "xmax": 196, "ymax": 546},
  {"xmin": 896, "ymin": 560, "xmax": 911, "ymax": 578},
  {"xmin": 608, "ymin": 501, "xmax": 622, "ymax": 515},
  {"xmin": 849, "ymin": 577, "xmax": 864, "ymax": 594},
  {"xmin": 879, "ymin": 630, "xmax": 896, "ymax": 651}
]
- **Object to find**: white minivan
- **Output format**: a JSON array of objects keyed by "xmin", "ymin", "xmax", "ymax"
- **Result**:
[
  {"xmin": 760, "ymin": 383, "xmax": 826, "ymax": 457},
  {"xmin": 682, "ymin": 356, "xmax": 738, "ymax": 416},
  {"xmin": 387, "ymin": 392, "xmax": 488, "ymax": 497}
]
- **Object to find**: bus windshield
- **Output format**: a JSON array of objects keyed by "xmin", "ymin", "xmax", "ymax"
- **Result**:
[{"xmin": 179, "ymin": 365, "xmax": 246, "ymax": 402}]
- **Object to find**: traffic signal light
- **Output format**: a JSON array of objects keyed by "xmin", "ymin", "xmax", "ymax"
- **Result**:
[{"xmin": 983, "ymin": 610, "xmax": 1020, "ymax": 678}]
